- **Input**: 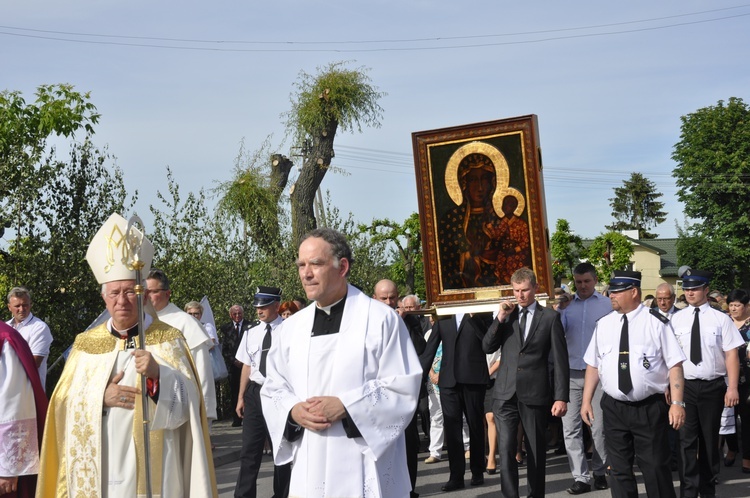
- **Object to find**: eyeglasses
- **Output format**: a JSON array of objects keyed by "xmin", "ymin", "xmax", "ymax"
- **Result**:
[
  {"xmin": 149, "ymin": 288, "xmax": 168, "ymax": 293},
  {"xmin": 187, "ymin": 311, "xmax": 201, "ymax": 317},
  {"xmin": 106, "ymin": 289, "xmax": 137, "ymax": 300}
]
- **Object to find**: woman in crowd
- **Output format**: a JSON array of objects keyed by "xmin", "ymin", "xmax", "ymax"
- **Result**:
[
  {"xmin": 279, "ymin": 301, "xmax": 300, "ymax": 319},
  {"xmin": 728, "ymin": 289, "xmax": 750, "ymax": 472}
]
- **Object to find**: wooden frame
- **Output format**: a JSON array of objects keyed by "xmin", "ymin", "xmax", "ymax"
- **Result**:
[{"xmin": 412, "ymin": 115, "xmax": 553, "ymax": 312}]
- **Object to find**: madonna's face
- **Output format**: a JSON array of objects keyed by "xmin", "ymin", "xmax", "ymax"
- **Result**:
[{"xmin": 464, "ymin": 168, "xmax": 495, "ymax": 206}]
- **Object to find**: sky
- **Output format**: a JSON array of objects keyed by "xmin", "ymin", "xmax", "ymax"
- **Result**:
[{"xmin": 2, "ymin": 1, "xmax": 749, "ymax": 242}]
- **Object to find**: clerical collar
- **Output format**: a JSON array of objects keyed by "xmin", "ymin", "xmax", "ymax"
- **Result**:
[
  {"xmin": 108, "ymin": 314, "xmax": 154, "ymax": 347},
  {"xmin": 312, "ymin": 296, "xmax": 346, "ymax": 337},
  {"xmin": 316, "ymin": 296, "xmax": 345, "ymax": 315}
]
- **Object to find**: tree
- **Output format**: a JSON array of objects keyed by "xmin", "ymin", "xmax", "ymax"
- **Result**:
[
  {"xmin": 586, "ymin": 231, "xmax": 634, "ymax": 283},
  {"xmin": 359, "ymin": 212, "xmax": 424, "ymax": 296},
  {"xmin": 216, "ymin": 138, "xmax": 294, "ymax": 257},
  {"xmin": 550, "ymin": 218, "xmax": 584, "ymax": 286},
  {"xmin": 675, "ymin": 225, "xmax": 737, "ymax": 293},
  {"xmin": 672, "ymin": 97, "xmax": 750, "ymax": 287},
  {"xmin": 606, "ymin": 172, "xmax": 666, "ymax": 239},
  {"xmin": 284, "ymin": 61, "xmax": 385, "ymax": 246},
  {"xmin": 0, "ymin": 140, "xmax": 134, "ymax": 390},
  {"xmin": 0, "ymin": 84, "xmax": 100, "ymax": 241}
]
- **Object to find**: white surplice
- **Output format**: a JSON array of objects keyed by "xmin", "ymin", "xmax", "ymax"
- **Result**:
[
  {"xmin": 261, "ymin": 285, "xmax": 422, "ymax": 498},
  {"xmin": 157, "ymin": 302, "xmax": 217, "ymax": 421},
  {"xmin": 0, "ymin": 341, "xmax": 39, "ymax": 479},
  {"xmin": 36, "ymin": 319, "xmax": 217, "ymax": 498}
]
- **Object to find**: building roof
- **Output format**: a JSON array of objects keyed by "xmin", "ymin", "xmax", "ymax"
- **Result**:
[{"xmin": 581, "ymin": 236, "xmax": 680, "ymax": 277}]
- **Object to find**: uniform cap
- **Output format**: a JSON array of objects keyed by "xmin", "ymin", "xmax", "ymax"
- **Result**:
[
  {"xmin": 253, "ymin": 286, "xmax": 282, "ymax": 307},
  {"xmin": 608, "ymin": 270, "xmax": 641, "ymax": 293}
]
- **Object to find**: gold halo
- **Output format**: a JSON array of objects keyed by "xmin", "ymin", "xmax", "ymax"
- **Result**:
[
  {"xmin": 495, "ymin": 187, "xmax": 526, "ymax": 218},
  {"xmin": 445, "ymin": 141, "xmax": 517, "ymax": 216}
]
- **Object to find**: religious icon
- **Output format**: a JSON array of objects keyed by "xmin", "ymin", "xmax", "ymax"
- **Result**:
[{"xmin": 412, "ymin": 116, "xmax": 552, "ymax": 310}]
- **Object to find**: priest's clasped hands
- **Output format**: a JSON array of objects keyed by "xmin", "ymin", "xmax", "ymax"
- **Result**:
[
  {"xmin": 291, "ymin": 396, "xmax": 346, "ymax": 431},
  {"xmin": 103, "ymin": 350, "xmax": 160, "ymax": 409}
]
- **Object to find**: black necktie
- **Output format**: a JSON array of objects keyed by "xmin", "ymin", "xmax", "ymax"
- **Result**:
[
  {"xmin": 235, "ymin": 322, "xmax": 240, "ymax": 336},
  {"xmin": 259, "ymin": 323, "xmax": 272, "ymax": 377},
  {"xmin": 618, "ymin": 314, "xmax": 633, "ymax": 394},
  {"xmin": 691, "ymin": 308, "xmax": 702, "ymax": 364},
  {"xmin": 519, "ymin": 308, "xmax": 528, "ymax": 345}
]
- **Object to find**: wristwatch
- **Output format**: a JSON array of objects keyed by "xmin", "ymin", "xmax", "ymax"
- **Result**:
[{"xmin": 671, "ymin": 400, "xmax": 686, "ymax": 407}]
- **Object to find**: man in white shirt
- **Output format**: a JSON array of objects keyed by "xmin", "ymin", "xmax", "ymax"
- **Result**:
[
  {"xmin": 234, "ymin": 286, "xmax": 291, "ymax": 498},
  {"xmin": 6, "ymin": 286, "xmax": 53, "ymax": 387},
  {"xmin": 671, "ymin": 268, "xmax": 744, "ymax": 498},
  {"xmin": 582, "ymin": 270, "xmax": 685, "ymax": 498},
  {"xmin": 655, "ymin": 283, "xmax": 680, "ymax": 318}
]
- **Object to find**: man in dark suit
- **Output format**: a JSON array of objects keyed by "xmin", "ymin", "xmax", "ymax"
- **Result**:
[
  {"xmin": 421, "ymin": 308, "xmax": 493, "ymax": 491},
  {"xmin": 483, "ymin": 267, "xmax": 569, "ymax": 498},
  {"xmin": 220, "ymin": 304, "xmax": 253, "ymax": 426}
]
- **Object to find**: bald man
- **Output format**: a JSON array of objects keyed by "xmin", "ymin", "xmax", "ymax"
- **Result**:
[{"xmin": 373, "ymin": 279, "xmax": 426, "ymax": 498}]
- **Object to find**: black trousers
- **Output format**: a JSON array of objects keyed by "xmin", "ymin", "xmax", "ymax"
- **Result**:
[
  {"xmin": 234, "ymin": 382, "xmax": 291, "ymax": 498},
  {"xmin": 738, "ymin": 383, "xmax": 750, "ymax": 460},
  {"xmin": 494, "ymin": 395, "xmax": 548, "ymax": 498},
  {"xmin": 229, "ymin": 362, "xmax": 243, "ymax": 425},
  {"xmin": 679, "ymin": 378, "xmax": 726, "ymax": 498},
  {"xmin": 602, "ymin": 393, "xmax": 676, "ymax": 498},
  {"xmin": 440, "ymin": 383, "xmax": 485, "ymax": 483},
  {"xmin": 404, "ymin": 410, "xmax": 419, "ymax": 498}
]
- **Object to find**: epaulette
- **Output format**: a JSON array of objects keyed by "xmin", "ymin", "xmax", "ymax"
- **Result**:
[
  {"xmin": 649, "ymin": 308, "xmax": 670, "ymax": 324},
  {"xmin": 595, "ymin": 310, "xmax": 617, "ymax": 323}
]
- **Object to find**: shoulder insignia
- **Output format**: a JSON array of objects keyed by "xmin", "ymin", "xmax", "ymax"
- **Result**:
[
  {"xmin": 595, "ymin": 310, "xmax": 617, "ymax": 323},
  {"xmin": 649, "ymin": 308, "xmax": 670, "ymax": 324}
]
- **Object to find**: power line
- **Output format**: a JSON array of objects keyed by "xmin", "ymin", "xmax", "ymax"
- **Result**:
[{"xmin": 1, "ymin": 6, "xmax": 748, "ymax": 53}]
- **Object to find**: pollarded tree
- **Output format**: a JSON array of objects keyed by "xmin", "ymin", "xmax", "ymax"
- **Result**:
[
  {"xmin": 215, "ymin": 138, "xmax": 294, "ymax": 257},
  {"xmin": 672, "ymin": 97, "xmax": 750, "ymax": 287},
  {"xmin": 606, "ymin": 172, "xmax": 666, "ymax": 239},
  {"xmin": 285, "ymin": 61, "xmax": 386, "ymax": 246}
]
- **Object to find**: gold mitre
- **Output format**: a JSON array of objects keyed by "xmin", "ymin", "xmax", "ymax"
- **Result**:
[{"xmin": 86, "ymin": 213, "xmax": 155, "ymax": 284}]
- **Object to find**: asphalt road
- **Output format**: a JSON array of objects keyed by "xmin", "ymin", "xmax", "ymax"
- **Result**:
[{"xmin": 211, "ymin": 420, "xmax": 750, "ymax": 497}]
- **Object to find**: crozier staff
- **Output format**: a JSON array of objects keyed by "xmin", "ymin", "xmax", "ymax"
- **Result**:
[{"xmin": 36, "ymin": 213, "xmax": 217, "ymax": 498}]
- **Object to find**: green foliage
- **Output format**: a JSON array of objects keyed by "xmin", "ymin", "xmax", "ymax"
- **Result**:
[
  {"xmin": 215, "ymin": 138, "xmax": 285, "ymax": 255},
  {"xmin": 550, "ymin": 218, "xmax": 584, "ymax": 285},
  {"xmin": 0, "ymin": 141, "xmax": 134, "ymax": 390},
  {"xmin": 606, "ymin": 172, "xmax": 666, "ymax": 239},
  {"xmin": 358, "ymin": 212, "xmax": 423, "ymax": 296},
  {"xmin": 284, "ymin": 61, "xmax": 385, "ymax": 141},
  {"xmin": 672, "ymin": 97, "xmax": 750, "ymax": 287},
  {"xmin": 284, "ymin": 62, "xmax": 386, "ymax": 245},
  {"xmin": 675, "ymin": 225, "xmax": 737, "ymax": 293},
  {"xmin": 586, "ymin": 232, "xmax": 634, "ymax": 283},
  {"xmin": 1, "ymin": 84, "xmax": 100, "ymax": 230}
]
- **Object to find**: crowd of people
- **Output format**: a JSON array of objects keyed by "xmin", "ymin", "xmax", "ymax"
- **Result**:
[{"xmin": 3, "ymin": 215, "xmax": 750, "ymax": 498}]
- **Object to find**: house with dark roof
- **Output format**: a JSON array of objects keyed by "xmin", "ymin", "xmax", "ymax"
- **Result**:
[{"xmin": 582, "ymin": 232, "xmax": 680, "ymax": 296}]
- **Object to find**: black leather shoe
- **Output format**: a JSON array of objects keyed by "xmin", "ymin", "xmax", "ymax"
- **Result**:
[
  {"xmin": 441, "ymin": 480, "xmax": 465, "ymax": 492},
  {"xmin": 470, "ymin": 476, "xmax": 484, "ymax": 486},
  {"xmin": 567, "ymin": 480, "xmax": 591, "ymax": 495},
  {"xmin": 594, "ymin": 475, "xmax": 608, "ymax": 490}
]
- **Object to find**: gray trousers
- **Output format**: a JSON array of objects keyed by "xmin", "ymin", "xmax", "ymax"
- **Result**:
[{"xmin": 562, "ymin": 370, "xmax": 608, "ymax": 483}]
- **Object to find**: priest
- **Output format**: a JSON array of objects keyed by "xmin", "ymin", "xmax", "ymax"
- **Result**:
[
  {"xmin": 36, "ymin": 213, "xmax": 217, "ymax": 498},
  {"xmin": 261, "ymin": 228, "xmax": 422, "ymax": 497},
  {"xmin": 0, "ymin": 322, "xmax": 47, "ymax": 498}
]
